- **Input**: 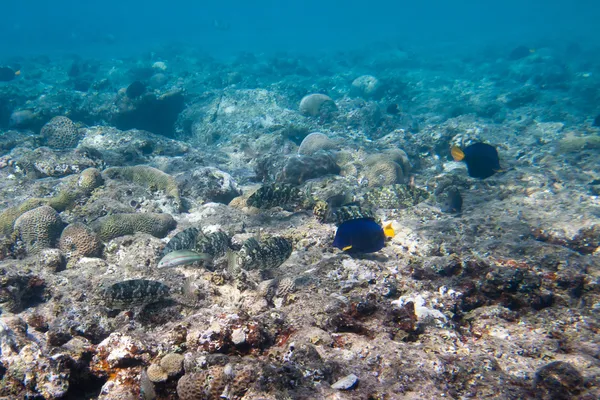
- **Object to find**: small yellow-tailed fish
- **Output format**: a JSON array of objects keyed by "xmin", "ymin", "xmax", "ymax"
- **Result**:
[{"xmin": 157, "ymin": 250, "xmax": 212, "ymax": 269}]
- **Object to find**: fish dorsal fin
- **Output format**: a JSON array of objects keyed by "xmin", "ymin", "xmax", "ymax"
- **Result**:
[{"xmin": 451, "ymin": 146, "xmax": 465, "ymax": 161}]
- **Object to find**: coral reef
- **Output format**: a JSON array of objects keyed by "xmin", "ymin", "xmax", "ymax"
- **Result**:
[{"xmin": 1, "ymin": 41, "xmax": 600, "ymax": 400}]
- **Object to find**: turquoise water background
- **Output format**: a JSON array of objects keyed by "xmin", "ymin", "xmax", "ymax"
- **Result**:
[{"xmin": 2, "ymin": 0, "xmax": 600, "ymax": 57}]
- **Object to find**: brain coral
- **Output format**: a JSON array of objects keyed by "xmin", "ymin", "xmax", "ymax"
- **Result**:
[
  {"xmin": 58, "ymin": 223, "xmax": 102, "ymax": 259},
  {"xmin": 41, "ymin": 116, "xmax": 81, "ymax": 149},
  {"xmin": 77, "ymin": 168, "xmax": 104, "ymax": 193},
  {"xmin": 92, "ymin": 212, "xmax": 176, "ymax": 242},
  {"xmin": 146, "ymin": 364, "xmax": 168, "ymax": 383},
  {"xmin": 0, "ymin": 198, "xmax": 48, "ymax": 236},
  {"xmin": 0, "ymin": 169, "xmax": 103, "ymax": 237},
  {"xmin": 14, "ymin": 206, "xmax": 64, "ymax": 253},
  {"xmin": 177, "ymin": 369, "xmax": 228, "ymax": 400},
  {"xmin": 363, "ymin": 160, "xmax": 404, "ymax": 188},
  {"xmin": 366, "ymin": 148, "xmax": 411, "ymax": 176},
  {"xmin": 351, "ymin": 75, "xmax": 383, "ymax": 98},
  {"xmin": 299, "ymin": 94, "xmax": 336, "ymax": 117},
  {"xmin": 103, "ymin": 165, "xmax": 181, "ymax": 211},
  {"xmin": 297, "ymin": 132, "xmax": 337, "ymax": 155},
  {"xmin": 159, "ymin": 353, "xmax": 184, "ymax": 376}
]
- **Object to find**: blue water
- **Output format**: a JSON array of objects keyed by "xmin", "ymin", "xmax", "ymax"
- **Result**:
[{"xmin": 2, "ymin": 0, "xmax": 600, "ymax": 58}]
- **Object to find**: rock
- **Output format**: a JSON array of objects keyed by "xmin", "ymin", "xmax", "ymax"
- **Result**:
[
  {"xmin": 113, "ymin": 89, "xmax": 185, "ymax": 137},
  {"xmin": 231, "ymin": 328, "xmax": 246, "ymax": 346},
  {"xmin": 181, "ymin": 89, "xmax": 308, "ymax": 145},
  {"xmin": 278, "ymin": 154, "xmax": 340, "ymax": 184},
  {"xmin": 534, "ymin": 361, "xmax": 584, "ymax": 400},
  {"xmin": 331, "ymin": 373, "xmax": 358, "ymax": 390},
  {"xmin": 37, "ymin": 249, "xmax": 66, "ymax": 272},
  {"xmin": 78, "ymin": 126, "xmax": 188, "ymax": 165},
  {"xmin": 177, "ymin": 166, "xmax": 241, "ymax": 204}
]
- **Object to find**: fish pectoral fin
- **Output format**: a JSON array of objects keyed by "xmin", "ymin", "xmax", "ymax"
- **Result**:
[
  {"xmin": 342, "ymin": 245, "xmax": 353, "ymax": 251},
  {"xmin": 451, "ymin": 146, "xmax": 465, "ymax": 161}
]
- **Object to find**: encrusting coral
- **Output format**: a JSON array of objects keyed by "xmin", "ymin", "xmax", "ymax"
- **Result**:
[
  {"xmin": 103, "ymin": 165, "xmax": 181, "ymax": 211},
  {"xmin": 92, "ymin": 212, "xmax": 176, "ymax": 241}
]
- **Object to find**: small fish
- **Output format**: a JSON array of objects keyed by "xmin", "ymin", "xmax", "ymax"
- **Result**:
[
  {"xmin": 194, "ymin": 230, "xmax": 231, "ymax": 258},
  {"xmin": 438, "ymin": 186, "xmax": 463, "ymax": 214},
  {"xmin": 451, "ymin": 143, "xmax": 501, "ymax": 179},
  {"xmin": 228, "ymin": 236, "xmax": 292, "ymax": 272},
  {"xmin": 0, "ymin": 67, "xmax": 19, "ymax": 82},
  {"xmin": 386, "ymin": 103, "xmax": 400, "ymax": 115},
  {"xmin": 101, "ymin": 279, "xmax": 170, "ymax": 309},
  {"xmin": 157, "ymin": 250, "xmax": 212, "ymax": 269},
  {"xmin": 508, "ymin": 45, "xmax": 532, "ymax": 61},
  {"xmin": 162, "ymin": 227, "xmax": 200, "ymax": 256},
  {"xmin": 247, "ymin": 183, "xmax": 308, "ymax": 210},
  {"xmin": 333, "ymin": 218, "xmax": 394, "ymax": 253},
  {"xmin": 126, "ymin": 80, "xmax": 146, "ymax": 98},
  {"xmin": 332, "ymin": 204, "xmax": 375, "ymax": 225}
]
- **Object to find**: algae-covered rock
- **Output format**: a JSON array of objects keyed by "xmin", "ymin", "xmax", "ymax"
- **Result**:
[
  {"xmin": 176, "ymin": 166, "xmax": 241, "ymax": 205},
  {"xmin": 279, "ymin": 154, "xmax": 340, "ymax": 184},
  {"xmin": 10, "ymin": 146, "xmax": 101, "ymax": 178},
  {"xmin": 78, "ymin": 126, "xmax": 189, "ymax": 164},
  {"xmin": 92, "ymin": 212, "xmax": 176, "ymax": 241},
  {"xmin": 103, "ymin": 165, "xmax": 181, "ymax": 211},
  {"xmin": 557, "ymin": 134, "xmax": 600, "ymax": 153}
]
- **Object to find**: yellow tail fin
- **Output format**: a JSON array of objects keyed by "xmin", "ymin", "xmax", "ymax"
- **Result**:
[
  {"xmin": 451, "ymin": 146, "xmax": 465, "ymax": 161},
  {"xmin": 383, "ymin": 222, "xmax": 395, "ymax": 238}
]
